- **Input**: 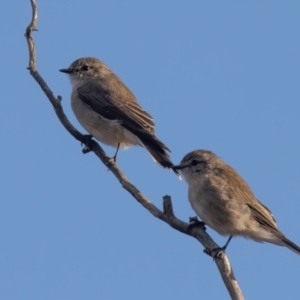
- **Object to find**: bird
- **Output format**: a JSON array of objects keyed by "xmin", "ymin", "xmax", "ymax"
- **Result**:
[
  {"xmin": 172, "ymin": 149, "xmax": 300, "ymax": 255},
  {"xmin": 60, "ymin": 57, "xmax": 178, "ymax": 175}
]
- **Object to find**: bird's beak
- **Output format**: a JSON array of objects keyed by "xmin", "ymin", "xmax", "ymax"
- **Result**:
[
  {"xmin": 171, "ymin": 164, "xmax": 187, "ymax": 171},
  {"xmin": 59, "ymin": 68, "xmax": 73, "ymax": 74}
]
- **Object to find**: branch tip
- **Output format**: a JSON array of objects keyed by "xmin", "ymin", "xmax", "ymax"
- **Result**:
[{"xmin": 162, "ymin": 195, "xmax": 174, "ymax": 216}]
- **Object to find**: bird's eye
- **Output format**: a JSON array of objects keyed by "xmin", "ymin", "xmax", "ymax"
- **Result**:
[
  {"xmin": 191, "ymin": 160, "xmax": 200, "ymax": 166},
  {"xmin": 81, "ymin": 65, "xmax": 90, "ymax": 71}
]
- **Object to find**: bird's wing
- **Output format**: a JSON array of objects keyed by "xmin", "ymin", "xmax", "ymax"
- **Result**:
[
  {"xmin": 77, "ymin": 77, "xmax": 156, "ymax": 135},
  {"xmin": 221, "ymin": 165, "xmax": 278, "ymax": 231},
  {"xmin": 77, "ymin": 76, "xmax": 174, "ymax": 168},
  {"xmin": 247, "ymin": 199, "xmax": 278, "ymax": 231}
]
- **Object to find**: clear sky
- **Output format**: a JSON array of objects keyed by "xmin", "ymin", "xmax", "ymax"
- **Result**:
[{"xmin": 1, "ymin": 1, "xmax": 300, "ymax": 299}]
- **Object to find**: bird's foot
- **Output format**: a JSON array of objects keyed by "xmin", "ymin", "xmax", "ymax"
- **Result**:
[
  {"xmin": 108, "ymin": 143, "xmax": 120, "ymax": 164},
  {"xmin": 107, "ymin": 156, "xmax": 117, "ymax": 165},
  {"xmin": 110, "ymin": 154, "xmax": 118, "ymax": 163},
  {"xmin": 203, "ymin": 236, "xmax": 232, "ymax": 260},
  {"xmin": 82, "ymin": 135, "xmax": 94, "ymax": 154},
  {"xmin": 188, "ymin": 216, "xmax": 206, "ymax": 231},
  {"xmin": 203, "ymin": 246, "xmax": 226, "ymax": 260},
  {"xmin": 105, "ymin": 152, "xmax": 118, "ymax": 169}
]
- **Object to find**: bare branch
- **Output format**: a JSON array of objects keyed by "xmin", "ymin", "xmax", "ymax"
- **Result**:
[
  {"xmin": 25, "ymin": 0, "xmax": 38, "ymax": 72},
  {"xmin": 24, "ymin": 2, "xmax": 244, "ymax": 299}
]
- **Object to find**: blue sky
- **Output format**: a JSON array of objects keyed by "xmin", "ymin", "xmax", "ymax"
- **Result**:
[{"xmin": 1, "ymin": 1, "xmax": 300, "ymax": 299}]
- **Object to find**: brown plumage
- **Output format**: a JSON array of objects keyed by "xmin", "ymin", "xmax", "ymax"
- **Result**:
[
  {"xmin": 60, "ymin": 57, "xmax": 178, "ymax": 175},
  {"xmin": 172, "ymin": 149, "xmax": 300, "ymax": 255}
]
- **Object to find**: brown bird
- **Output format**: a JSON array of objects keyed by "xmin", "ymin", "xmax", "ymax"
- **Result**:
[
  {"xmin": 172, "ymin": 149, "xmax": 300, "ymax": 255},
  {"xmin": 60, "ymin": 57, "xmax": 178, "ymax": 175}
]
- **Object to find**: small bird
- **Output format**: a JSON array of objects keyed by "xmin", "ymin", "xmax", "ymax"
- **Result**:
[
  {"xmin": 172, "ymin": 149, "xmax": 300, "ymax": 255},
  {"xmin": 60, "ymin": 57, "xmax": 178, "ymax": 174}
]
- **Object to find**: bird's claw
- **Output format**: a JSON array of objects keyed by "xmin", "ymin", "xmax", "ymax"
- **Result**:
[
  {"xmin": 81, "ymin": 134, "xmax": 93, "ymax": 146},
  {"xmin": 107, "ymin": 156, "xmax": 117, "ymax": 165},
  {"xmin": 81, "ymin": 135, "xmax": 93, "ymax": 154},
  {"xmin": 188, "ymin": 216, "xmax": 206, "ymax": 231},
  {"xmin": 203, "ymin": 246, "xmax": 225, "ymax": 260}
]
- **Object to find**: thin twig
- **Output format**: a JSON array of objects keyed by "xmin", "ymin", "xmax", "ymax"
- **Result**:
[{"xmin": 24, "ymin": 1, "xmax": 244, "ymax": 299}]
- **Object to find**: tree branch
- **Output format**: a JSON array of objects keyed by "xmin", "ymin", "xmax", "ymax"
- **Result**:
[{"xmin": 24, "ymin": 1, "xmax": 244, "ymax": 299}]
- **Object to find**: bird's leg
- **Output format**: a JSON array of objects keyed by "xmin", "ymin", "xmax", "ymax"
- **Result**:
[
  {"xmin": 188, "ymin": 216, "xmax": 206, "ymax": 231},
  {"xmin": 221, "ymin": 235, "xmax": 233, "ymax": 251},
  {"xmin": 204, "ymin": 235, "xmax": 233, "ymax": 259},
  {"xmin": 110, "ymin": 143, "xmax": 120, "ymax": 163},
  {"xmin": 82, "ymin": 135, "xmax": 94, "ymax": 154}
]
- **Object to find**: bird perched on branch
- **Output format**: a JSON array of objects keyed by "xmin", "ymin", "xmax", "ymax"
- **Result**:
[
  {"xmin": 60, "ymin": 57, "xmax": 178, "ymax": 176},
  {"xmin": 172, "ymin": 149, "xmax": 300, "ymax": 255}
]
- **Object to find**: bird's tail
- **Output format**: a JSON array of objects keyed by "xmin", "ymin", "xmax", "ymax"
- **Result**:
[
  {"xmin": 139, "ymin": 136, "xmax": 180, "ymax": 178},
  {"xmin": 282, "ymin": 237, "xmax": 300, "ymax": 255}
]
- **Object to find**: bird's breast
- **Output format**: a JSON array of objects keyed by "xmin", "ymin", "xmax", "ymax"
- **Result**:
[
  {"xmin": 188, "ymin": 182, "xmax": 210, "ymax": 222},
  {"xmin": 71, "ymin": 92, "xmax": 141, "ymax": 148},
  {"xmin": 187, "ymin": 180, "xmax": 237, "ymax": 235}
]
